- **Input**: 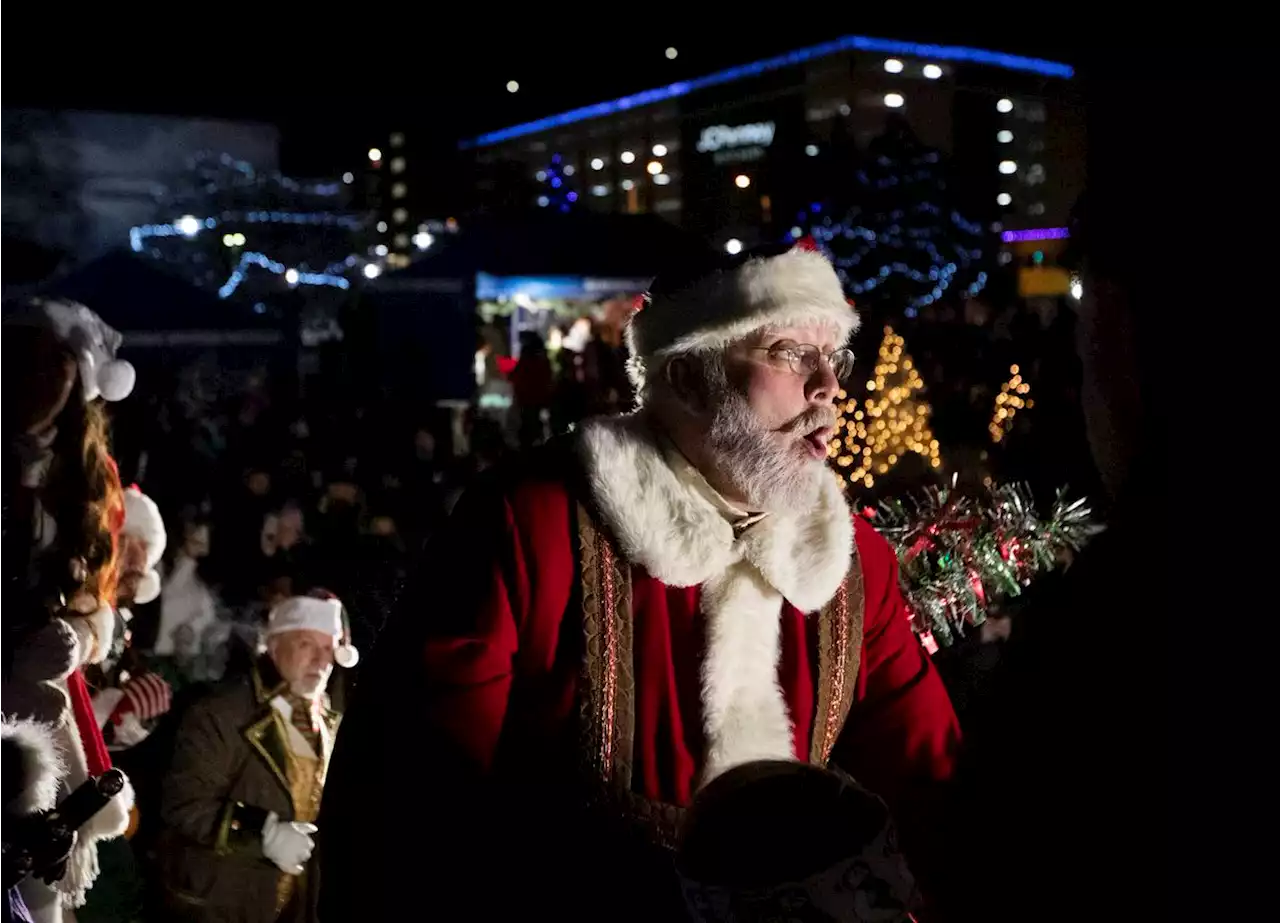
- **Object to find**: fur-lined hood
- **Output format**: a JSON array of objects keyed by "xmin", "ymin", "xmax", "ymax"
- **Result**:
[{"xmin": 577, "ymin": 412, "xmax": 853, "ymax": 612}]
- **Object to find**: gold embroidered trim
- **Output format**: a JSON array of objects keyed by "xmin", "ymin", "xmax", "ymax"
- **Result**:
[
  {"xmin": 577, "ymin": 504, "xmax": 634, "ymax": 788},
  {"xmin": 811, "ymin": 551, "xmax": 867, "ymax": 765}
]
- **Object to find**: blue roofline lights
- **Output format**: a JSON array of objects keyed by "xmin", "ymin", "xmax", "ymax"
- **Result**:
[{"xmin": 460, "ymin": 35, "xmax": 1073, "ymax": 150}]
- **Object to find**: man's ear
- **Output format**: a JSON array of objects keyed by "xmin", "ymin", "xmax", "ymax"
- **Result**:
[{"xmin": 664, "ymin": 356, "xmax": 705, "ymax": 412}]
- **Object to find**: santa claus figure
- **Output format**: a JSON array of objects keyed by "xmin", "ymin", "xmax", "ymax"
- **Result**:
[{"xmin": 320, "ymin": 243, "xmax": 960, "ymax": 920}]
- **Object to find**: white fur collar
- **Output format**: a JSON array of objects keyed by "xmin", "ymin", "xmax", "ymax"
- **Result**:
[{"xmin": 577, "ymin": 413, "xmax": 853, "ymax": 610}]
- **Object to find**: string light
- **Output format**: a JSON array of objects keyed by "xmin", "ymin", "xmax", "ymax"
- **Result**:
[
  {"xmin": 831, "ymin": 326, "xmax": 941, "ymax": 490},
  {"xmin": 218, "ymin": 252, "xmax": 353, "ymax": 299},
  {"xmin": 990, "ymin": 363, "xmax": 1033, "ymax": 443}
]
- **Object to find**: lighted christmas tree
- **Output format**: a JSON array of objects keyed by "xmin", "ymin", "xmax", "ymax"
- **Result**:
[
  {"xmin": 989, "ymin": 363, "xmax": 1034, "ymax": 443},
  {"xmin": 808, "ymin": 116, "xmax": 989, "ymax": 318},
  {"xmin": 829, "ymin": 326, "xmax": 941, "ymax": 491},
  {"xmin": 536, "ymin": 153, "xmax": 578, "ymax": 212}
]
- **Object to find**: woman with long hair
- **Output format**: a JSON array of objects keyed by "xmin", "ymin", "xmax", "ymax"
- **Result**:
[{"xmin": 3, "ymin": 299, "xmax": 138, "ymax": 922}]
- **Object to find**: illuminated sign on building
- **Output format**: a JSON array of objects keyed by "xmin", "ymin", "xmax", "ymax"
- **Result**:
[{"xmin": 696, "ymin": 121, "xmax": 777, "ymax": 153}]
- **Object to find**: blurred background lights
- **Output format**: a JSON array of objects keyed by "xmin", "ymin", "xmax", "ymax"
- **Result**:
[
  {"xmin": 734, "ymin": 174, "xmax": 751, "ymax": 188},
  {"xmin": 724, "ymin": 238, "xmax": 743, "ymax": 255},
  {"xmin": 884, "ymin": 93, "xmax": 905, "ymax": 109},
  {"xmin": 996, "ymin": 98, "xmax": 1014, "ymax": 113},
  {"xmin": 998, "ymin": 160, "xmax": 1018, "ymax": 174},
  {"xmin": 620, "ymin": 150, "xmax": 636, "ymax": 164},
  {"xmin": 922, "ymin": 64, "xmax": 942, "ymax": 79},
  {"xmin": 506, "ymin": 80, "xmax": 519, "ymax": 93},
  {"xmin": 367, "ymin": 147, "xmax": 382, "ymax": 162},
  {"xmin": 883, "ymin": 58, "xmax": 904, "ymax": 73}
]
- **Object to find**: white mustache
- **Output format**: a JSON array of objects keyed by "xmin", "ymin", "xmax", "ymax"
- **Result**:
[{"xmin": 782, "ymin": 405, "xmax": 837, "ymax": 434}]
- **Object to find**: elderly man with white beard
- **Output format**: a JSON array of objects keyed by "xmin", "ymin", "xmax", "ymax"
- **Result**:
[{"xmin": 320, "ymin": 242, "xmax": 961, "ymax": 921}]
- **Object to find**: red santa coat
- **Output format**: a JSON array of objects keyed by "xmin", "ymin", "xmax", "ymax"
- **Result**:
[{"xmin": 320, "ymin": 414, "xmax": 959, "ymax": 920}]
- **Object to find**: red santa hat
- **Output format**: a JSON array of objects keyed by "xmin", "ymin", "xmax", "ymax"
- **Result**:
[
  {"xmin": 6, "ymin": 297, "xmax": 136, "ymax": 403},
  {"xmin": 267, "ymin": 594, "xmax": 359, "ymax": 668},
  {"xmin": 625, "ymin": 240, "xmax": 858, "ymax": 395},
  {"xmin": 121, "ymin": 485, "xmax": 166, "ymax": 604}
]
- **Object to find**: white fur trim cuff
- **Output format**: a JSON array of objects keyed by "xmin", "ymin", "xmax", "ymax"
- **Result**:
[
  {"xmin": 626, "ymin": 248, "xmax": 858, "ymax": 390},
  {"xmin": 1, "ymin": 717, "xmax": 67, "ymax": 815}
]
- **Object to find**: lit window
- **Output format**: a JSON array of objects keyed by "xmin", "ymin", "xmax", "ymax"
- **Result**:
[
  {"xmin": 922, "ymin": 64, "xmax": 942, "ymax": 79},
  {"xmin": 621, "ymin": 179, "xmax": 636, "ymax": 191},
  {"xmin": 884, "ymin": 93, "xmax": 905, "ymax": 109},
  {"xmin": 997, "ymin": 192, "xmax": 1012, "ymax": 206},
  {"xmin": 392, "ymin": 208, "xmax": 408, "ymax": 223},
  {"xmin": 368, "ymin": 147, "xmax": 382, "ymax": 162},
  {"xmin": 506, "ymin": 80, "xmax": 519, "ymax": 93},
  {"xmin": 725, "ymin": 238, "xmax": 743, "ymax": 254},
  {"xmin": 390, "ymin": 132, "xmax": 405, "ymax": 148},
  {"xmin": 590, "ymin": 158, "xmax": 605, "ymax": 170},
  {"xmin": 996, "ymin": 98, "xmax": 1014, "ymax": 114},
  {"xmin": 805, "ymin": 144, "xmax": 819, "ymax": 157},
  {"xmin": 392, "ymin": 183, "xmax": 407, "ymax": 199},
  {"xmin": 391, "ymin": 157, "xmax": 406, "ymax": 174},
  {"xmin": 620, "ymin": 151, "xmax": 636, "ymax": 164},
  {"xmin": 734, "ymin": 174, "xmax": 751, "ymax": 189},
  {"xmin": 646, "ymin": 160, "xmax": 663, "ymax": 175},
  {"xmin": 998, "ymin": 160, "xmax": 1018, "ymax": 175},
  {"xmin": 653, "ymin": 173, "xmax": 671, "ymax": 186},
  {"xmin": 883, "ymin": 58, "xmax": 904, "ymax": 73},
  {"xmin": 652, "ymin": 143, "xmax": 668, "ymax": 157}
]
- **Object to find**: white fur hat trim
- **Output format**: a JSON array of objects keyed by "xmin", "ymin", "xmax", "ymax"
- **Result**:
[
  {"xmin": 625, "ymin": 247, "xmax": 859, "ymax": 391},
  {"xmin": 13, "ymin": 298, "xmax": 136, "ymax": 403},
  {"xmin": 268, "ymin": 596, "xmax": 359, "ymax": 668},
  {"xmin": 122, "ymin": 486, "xmax": 166, "ymax": 566}
]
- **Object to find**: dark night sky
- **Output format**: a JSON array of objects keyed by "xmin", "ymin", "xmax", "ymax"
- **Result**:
[{"xmin": 3, "ymin": 17, "xmax": 1091, "ymax": 177}]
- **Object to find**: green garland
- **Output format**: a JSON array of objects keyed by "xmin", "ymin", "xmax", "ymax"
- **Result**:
[{"xmin": 864, "ymin": 481, "xmax": 1102, "ymax": 651}]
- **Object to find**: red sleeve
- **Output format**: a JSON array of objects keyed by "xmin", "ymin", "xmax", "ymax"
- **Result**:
[{"xmin": 833, "ymin": 519, "xmax": 961, "ymax": 893}]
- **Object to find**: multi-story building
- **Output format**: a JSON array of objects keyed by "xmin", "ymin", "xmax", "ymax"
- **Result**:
[{"xmin": 462, "ymin": 36, "xmax": 1082, "ymax": 269}]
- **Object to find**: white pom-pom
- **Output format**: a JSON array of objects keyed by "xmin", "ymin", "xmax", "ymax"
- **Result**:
[
  {"xmin": 132, "ymin": 569, "xmax": 161, "ymax": 605},
  {"xmin": 334, "ymin": 644, "xmax": 359, "ymax": 669},
  {"xmin": 97, "ymin": 359, "xmax": 136, "ymax": 402}
]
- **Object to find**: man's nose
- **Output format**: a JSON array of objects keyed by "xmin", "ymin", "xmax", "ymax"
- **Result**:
[{"xmin": 806, "ymin": 359, "xmax": 840, "ymax": 404}]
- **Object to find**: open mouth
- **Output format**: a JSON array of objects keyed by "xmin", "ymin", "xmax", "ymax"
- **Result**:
[{"xmin": 801, "ymin": 425, "xmax": 834, "ymax": 459}]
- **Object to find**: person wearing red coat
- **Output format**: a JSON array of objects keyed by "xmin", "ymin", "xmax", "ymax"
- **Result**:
[{"xmin": 319, "ymin": 242, "xmax": 960, "ymax": 920}]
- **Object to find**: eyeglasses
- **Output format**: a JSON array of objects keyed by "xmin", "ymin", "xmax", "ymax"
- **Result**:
[{"xmin": 748, "ymin": 344, "xmax": 856, "ymax": 381}]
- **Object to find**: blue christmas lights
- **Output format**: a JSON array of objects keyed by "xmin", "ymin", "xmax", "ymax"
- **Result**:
[
  {"xmin": 462, "ymin": 35, "xmax": 1073, "ymax": 149},
  {"xmin": 217, "ymin": 251, "xmax": 353, "ymax": 299}
]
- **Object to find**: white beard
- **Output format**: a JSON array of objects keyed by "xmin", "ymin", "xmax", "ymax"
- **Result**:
[{"xmin": 704, "ymin": 390, "xmax": 826, "ymax": 514}]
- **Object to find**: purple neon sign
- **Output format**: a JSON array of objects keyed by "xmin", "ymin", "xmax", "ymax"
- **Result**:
[{"xmin": 1000, "ymin": 227, "xmax": 1070, "ymax": 243}]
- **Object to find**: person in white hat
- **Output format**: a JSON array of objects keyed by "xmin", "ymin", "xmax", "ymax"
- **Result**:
[
  {"xmin": 159, "ymin": 592, "xmax": 355, "ymax": 923},
  {"xmin": 321, "ymin": 241, "xmax": 960, "ymax": 920}
]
